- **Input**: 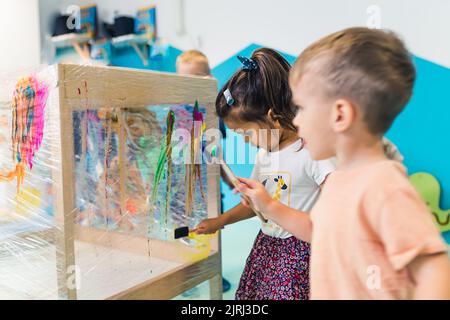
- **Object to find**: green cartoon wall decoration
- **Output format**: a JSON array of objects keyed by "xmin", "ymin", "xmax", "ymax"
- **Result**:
[{"xmin": 410, "ymin": 172, "xmax": 450, "ymax": 233}]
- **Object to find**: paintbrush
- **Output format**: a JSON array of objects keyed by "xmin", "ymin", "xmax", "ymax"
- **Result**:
[{"xmin": 211, "ymin": 146, "xmax": 267, "ymax": 223}]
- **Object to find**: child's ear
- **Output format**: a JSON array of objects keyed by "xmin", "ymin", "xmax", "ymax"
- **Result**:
[
  {"xmin": 267, "ymin": 109, "xmax": 281, "ymax": 128},
  {"xmin": 331, "ymin": 99, "xmax": 355, "ymax": 133}
]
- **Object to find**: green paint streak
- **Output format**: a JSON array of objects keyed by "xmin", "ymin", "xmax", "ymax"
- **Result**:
[
  {"xmin": 211, "ymin": 145, "xmax": 218, "ymax": 158},
  {"xmin": 151, "ymin": 110, "xmax": 175, "ymax": 202},
  {"xmin": 149, "ymin": 110, "xmax": 175, "ymax": 239}
]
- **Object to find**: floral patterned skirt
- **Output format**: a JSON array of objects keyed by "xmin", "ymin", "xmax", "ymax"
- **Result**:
[{"xmin": 235, "ymin": 230, "xmax": 310, "ymax": 300}]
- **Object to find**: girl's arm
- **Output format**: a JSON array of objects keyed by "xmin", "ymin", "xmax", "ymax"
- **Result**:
[
  {"xmin": 236, "ymin": 177, "xmax": 313, "ymax": 243},
  {"xmin": 221, "ymin": 203, "xmax": 256, "ymax": 225},
  {"xmin": 194, "ymin": 203, "xmax": 255, "ymax": 234}
]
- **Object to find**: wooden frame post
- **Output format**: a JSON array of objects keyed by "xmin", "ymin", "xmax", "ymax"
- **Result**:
[
  {"xmin": 53, "ymin": 64, "xmax": 77, "ymax": 299},
  {"xmin": 205, "ymin": 101, "xmax": 223, "ymax": 300}
]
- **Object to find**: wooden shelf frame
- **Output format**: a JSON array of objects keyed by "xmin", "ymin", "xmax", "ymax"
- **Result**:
[{"xmin": 52, "ymin": 63, "xmax": 222, "ymax": 300}]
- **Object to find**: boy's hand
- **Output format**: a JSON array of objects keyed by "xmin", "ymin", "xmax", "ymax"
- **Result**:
[
  {"xmin": 194, "ymin": 217, "xmax": 224, "ymax": 235},
  {"xmin": 234, "ymin": 177, "xmax": 274, "ymax": 214}
]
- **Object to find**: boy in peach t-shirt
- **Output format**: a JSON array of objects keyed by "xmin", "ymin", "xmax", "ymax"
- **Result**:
[{"xmin": 236, "ymin": 27, "xmax": 449, "ymax": 299}]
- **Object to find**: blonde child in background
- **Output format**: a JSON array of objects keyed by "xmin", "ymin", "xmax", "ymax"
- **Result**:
[
  {"xmin": 236, "ymin": 28, "xmax": 450, "ymax": 299},
  {"xmin": 176, "ymin": 50, "xmax": 228, "ymax": 143},
  {"xmin": 176, "ymin": 49, "xmax": 211, "ymax": 76}
]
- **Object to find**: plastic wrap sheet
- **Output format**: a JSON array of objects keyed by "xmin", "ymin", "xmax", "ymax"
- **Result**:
[{"xmin": 0, "ymin": 64, "xmax": 220, "ymax": 299}]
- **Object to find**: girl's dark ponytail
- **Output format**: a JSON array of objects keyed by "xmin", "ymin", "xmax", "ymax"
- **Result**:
[{"xmin": 216, "ymin": 48, "xmax": 297, "ymax": 132}]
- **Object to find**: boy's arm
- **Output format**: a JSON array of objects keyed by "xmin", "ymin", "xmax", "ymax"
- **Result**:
[
  {"xmin": 236, "ymin": 177, "xmax": 313, "ymax": 243},
  {"xmin": 376, "ymin": 188, "xmax": 449, "ymax": 299},
  {"xmin": 408, "ymin": 252, "xmax": 450, "ymax": 299}
]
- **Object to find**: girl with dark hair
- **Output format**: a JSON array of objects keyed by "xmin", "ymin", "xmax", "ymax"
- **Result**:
[{"xmin": 195, "ymin": 48, "xmax": 335, "ymax": 300}]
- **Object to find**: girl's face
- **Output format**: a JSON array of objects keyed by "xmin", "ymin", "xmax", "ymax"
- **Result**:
[{"xmin": 224, "ymin": 117, "xmax": 280, "ymax": 151}]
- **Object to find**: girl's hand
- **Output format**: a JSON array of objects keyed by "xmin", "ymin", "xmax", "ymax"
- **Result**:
[
  {"xmin": 234, "ymin": 177, "xmax": 274, "ymax": 214},
  {"xmin": 194, "ymin": 217, "xmax": 224, "ymax": 234}
]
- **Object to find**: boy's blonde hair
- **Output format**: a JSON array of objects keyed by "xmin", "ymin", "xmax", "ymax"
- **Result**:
[
  {"xmin": 176, "ymin": 50, "xmax": 211, "ymax": 76},
  {"xmin": 290, "ymin": 27, "xmax": 416, "ymax": 135}
]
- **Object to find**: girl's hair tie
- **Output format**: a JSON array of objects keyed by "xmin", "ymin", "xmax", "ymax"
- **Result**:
[
  {"xmin": 224, "ymin": 88, "xmax": 234, "ymax": 106},
  {"xmin": 237, "ymin": 56, "xmax": 258, "ymax": 70}
]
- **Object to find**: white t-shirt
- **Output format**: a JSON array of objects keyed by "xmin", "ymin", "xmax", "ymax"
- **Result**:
[{"xmin": 251, "ymin": 139, "xmax": 336, "ymax": 238}]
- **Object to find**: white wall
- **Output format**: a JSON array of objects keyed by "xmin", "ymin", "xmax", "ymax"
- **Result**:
[
  {"xmin": 169, "ymin": 0, "xmax": 450, "ymax": 68},
  {"xmin": 37, "ymin": 0, "xmax": 450, "ymax": 68},
  {"xmin": 0, "ymin": 0, "xmax": 41, "ymax": 71}
]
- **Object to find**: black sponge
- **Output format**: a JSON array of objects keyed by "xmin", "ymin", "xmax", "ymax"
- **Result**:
[{"xmin": 174, "ymin": 226, "xmax": 189, "ymax": 239}]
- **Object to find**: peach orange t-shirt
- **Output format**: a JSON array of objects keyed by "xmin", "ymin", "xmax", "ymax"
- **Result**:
[{"xmin": 310, "ymin": 160, "xmax": 447, "ymax": 299}]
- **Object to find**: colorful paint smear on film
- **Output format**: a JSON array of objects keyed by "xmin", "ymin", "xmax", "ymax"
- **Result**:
[{"xmin": 0, "ymin": 76, "xmax": 48, "ymax": 192}]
